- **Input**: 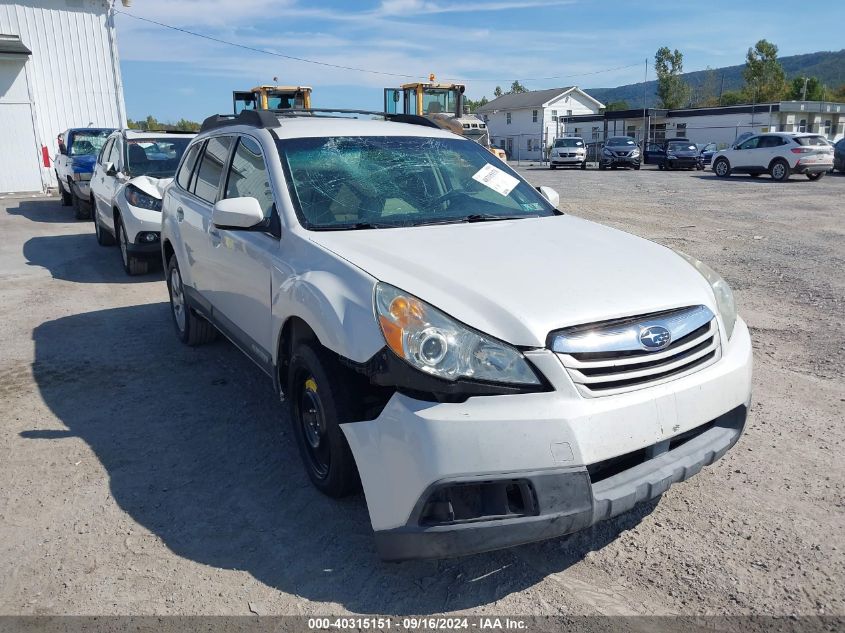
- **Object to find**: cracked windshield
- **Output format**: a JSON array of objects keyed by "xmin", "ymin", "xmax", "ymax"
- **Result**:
[{"xmin": 278, "ymin": 135, "xmax": 555, "ymax": 229}]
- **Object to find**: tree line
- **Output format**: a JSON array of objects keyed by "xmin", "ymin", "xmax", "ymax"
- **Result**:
[
  {"xmin": 127, "ymin": 115, "xmax": 201, "ymax": 132},
  {"xmin": 654, "ymin": 39, "xmax": 845, "ymax": 109}
]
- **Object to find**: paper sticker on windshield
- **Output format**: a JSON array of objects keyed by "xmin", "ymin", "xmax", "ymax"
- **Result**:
[{"xmin": 472, "ymin": 164, "xmax": 519, "ymax": 197}]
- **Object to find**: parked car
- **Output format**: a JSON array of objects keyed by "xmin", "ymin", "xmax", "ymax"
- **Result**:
[
  {"xmin": 642, "ymin": 141, "xmax": 665, "ymax": 165},
  {"xmin": 598, "ymin": 136, "xmax": 641, "ymax": 170},
  {"xmin": 834, "ymin": 138, "xmax": 845, "ymax": 173},
  {"xmin": 54, "ymin": 128, "xmax": 114, "ymax": 219},
  {"xmin": 91, "ymin": 129, "xmax": 195, "ymax": 275},
  {"xmin": 658, "ymin": 138, "xmax": 704, "ymax": 171},
  {"xmin": 161, "ymin": 109, "xmax": 752, "ymax": 561},
  {"xmin": 698, "ymin": 142, "xmax": 718, "ymax": 166},
  {"xmin": 549, "ymin": 137, "xmax": 587, "ymax": 169},
  {"xmin": 711, "ymin": 132, "xmax": 834, "ymax": 181}
]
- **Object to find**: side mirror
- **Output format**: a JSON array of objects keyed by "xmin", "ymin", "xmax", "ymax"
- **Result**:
[
  {"xmin": 105, "ymin": 163, "xmax": 117, "ymax": 176},
  {"xmin": 537, "ymin": 186, "xmax": 560, "ymax": 209},
  {"xmin": 212, "ymin": 197, "xmax": 265, "ymax": 230}
]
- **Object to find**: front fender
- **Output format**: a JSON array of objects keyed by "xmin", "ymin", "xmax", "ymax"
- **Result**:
[{"xmin": 272, "ymin": 262, "xmax": 383, "ymax": 365}]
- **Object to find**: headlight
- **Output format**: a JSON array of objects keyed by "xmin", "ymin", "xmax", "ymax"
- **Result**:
[
  {"xmin": 666, "ymin": 152, "xmax": 676, "ymax": 158},
  {"xmin": 602, "ymin": 148, "xmax": 613, "ymax": 156},
  {"xmin": 375, "ymin": 282, "xmax": 540, "ymax": 385},
  {"xmin": 675, "ymin": 251, "xmax": 737, "ymax": 340},
  {"xmin": 631, "ymin": 149, "xmax": 640, "ymax": 157},
  {"xmin": 124, "ymin": 184, "xmax": 162, "ymax": 211}
]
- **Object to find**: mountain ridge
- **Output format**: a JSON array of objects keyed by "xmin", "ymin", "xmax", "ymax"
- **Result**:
[{"xmin": 585, "ymin": 49, "xmax": 845, "ymax": 108}]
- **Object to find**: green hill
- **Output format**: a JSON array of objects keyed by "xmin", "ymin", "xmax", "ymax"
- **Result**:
[{"xmin": 586, "ymin": 49, "xmax": 845, "ymax": 108}]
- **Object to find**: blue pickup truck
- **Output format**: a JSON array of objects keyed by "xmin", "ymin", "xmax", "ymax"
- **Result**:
[{"xmin": 54, "ymin": 128, "xmax": 114, "ymax": 219}]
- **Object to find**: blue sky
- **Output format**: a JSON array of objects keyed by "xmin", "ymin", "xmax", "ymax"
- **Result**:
[{"xmin": 116, "ymin": 0, "xmax": 845, "ymax": 123}]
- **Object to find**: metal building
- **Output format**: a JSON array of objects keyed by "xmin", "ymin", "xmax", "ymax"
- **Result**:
[{"xmin": 0, "ymin": 0, "xmax": 127, "ymax": 194}]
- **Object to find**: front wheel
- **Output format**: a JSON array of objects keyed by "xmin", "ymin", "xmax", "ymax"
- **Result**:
[
  {"xmin": 580, "ymin": 161, "xmax": 587, "ymax": 170},
  {"xmin": 288, "ymin": 343, "xmax": 360, "ymax": 498},
  {"xmin": 713, "ymin": 158, "xmax": 731, "ymax": 178},
  {"xmin": 807, "ymin": 172, "xmax": 825, "ymax": 181},
  {"xmin": 58, "ymin": 175, "xmax": 72, "ymax": 206},
  {"xmin": 72, "ymin": 189, "xmax": 90, "ymax": 220},
  {"xmin": 770, "ymin": 159, "xmax": 790, "ymax": 182},
  {"xmin": 598, "ymin": 162, "xmax": 607, "ymax": 170},
  {"xmin": 549, "ymin": 164, "xmax": 556, "ymax": 170},
  {"xmin": 633, "ymin": 164, "xmax": 641, "ymax": 171},
  {"xmin": 94, "ymin": 210, "xmax": 115, "ymax": 246},
  {"xmin": 116, "ymin": 216, "xmax": 149, "ymax": 275},
  {"xmin": 166, "ymin": 255, "xmax": 217, "ymax": 346}
]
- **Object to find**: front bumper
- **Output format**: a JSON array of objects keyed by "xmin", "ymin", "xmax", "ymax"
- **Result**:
[
  {"xmin": 665, "ymin": 157, "xmax": 701, "ymax": 169},
  {"xmin": 551, "ymin": 155, "xmax": 586, "ymax": 165},
  {"xmin": 71, "ymin": 180, "xmax": 91, "ymax": 200},
  {"xmin": 343, "ymin": 318, "xmax": 752, "ymax": 560},
  {"xmin": 375, "ymin": 405, "xmax": 746, "ymax": 561},
  {"xmin": 601, "ymin": 155, "xmax": 640, "ymax": 167}
]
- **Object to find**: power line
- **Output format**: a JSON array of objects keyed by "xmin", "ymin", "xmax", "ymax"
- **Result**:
[{"xmin": 113, "ymin": 9, "xmax": 643, "ymax": 85}]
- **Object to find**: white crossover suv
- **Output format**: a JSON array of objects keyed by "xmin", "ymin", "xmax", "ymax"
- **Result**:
[
  {"xmin": 160, "ymin": 109, "xmax": 752, "ymax": 560},
  {"xmin": 711, "ymin": 132, "xmax": 833, "ymax": 181},
  {"xmin": 91, "ymin": 129, "xmax": 195, "ymax": 274}
]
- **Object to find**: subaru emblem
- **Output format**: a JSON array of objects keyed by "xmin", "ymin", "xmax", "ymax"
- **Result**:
[{"xmin": 639, "ymin": 325, "xmax": 671, "ymax": 350}]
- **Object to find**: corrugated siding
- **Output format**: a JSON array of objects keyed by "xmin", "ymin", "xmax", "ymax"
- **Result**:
[{"xmin": 0, "ymin": 0, "xmax": 126, "ymax": 189}]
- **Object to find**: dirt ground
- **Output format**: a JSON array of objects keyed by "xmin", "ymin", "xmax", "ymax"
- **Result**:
[{"xmin": 0, "ymin": 165, "xmax": 842, "ymax": 619}]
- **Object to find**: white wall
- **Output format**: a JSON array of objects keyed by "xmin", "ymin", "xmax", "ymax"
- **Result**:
[{"xmin": 0, "ymin": 0, "xmax": 127, "ymax": 190}]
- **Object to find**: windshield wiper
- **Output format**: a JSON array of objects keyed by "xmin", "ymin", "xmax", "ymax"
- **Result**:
[
  {"xmin": 311, "ymin": 221, "xmax": 395, "ymax": 231},
  {"xmin": 411, "ymin": 214, "xmax": 537, "ymax": 227}
]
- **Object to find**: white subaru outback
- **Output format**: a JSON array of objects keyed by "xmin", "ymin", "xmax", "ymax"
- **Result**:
[{"xmin": 160, "ymin": 109, "xmax": 752, "ymax": 561}]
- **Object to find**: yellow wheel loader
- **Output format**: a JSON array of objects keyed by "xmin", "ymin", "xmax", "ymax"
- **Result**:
[
  {"xmin": 233, "ymin": 85, "xmax": 312, "ymax": 113},
  {"xmin": 384, "ymin": 76, "xmax": 507, "ymax": 160}
]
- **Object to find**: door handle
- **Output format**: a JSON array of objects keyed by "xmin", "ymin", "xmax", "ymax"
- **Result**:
[{"xmin": 176, "ymin": 207, "xmax": 184, "ymax": 222}]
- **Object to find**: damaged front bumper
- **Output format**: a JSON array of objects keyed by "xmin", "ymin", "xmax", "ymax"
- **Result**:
[{"xmin": 342, "ymin": 318, "xmax": 752, "ymax": 561}]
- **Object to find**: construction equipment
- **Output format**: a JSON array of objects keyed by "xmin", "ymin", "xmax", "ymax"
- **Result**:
[
  {"xmin": 233, "ymin": 85, "xmax": 312, "ymax": 114},
  {"xmin": 384, "ymin": 75, "xmax": 507, "ymax": 160}
]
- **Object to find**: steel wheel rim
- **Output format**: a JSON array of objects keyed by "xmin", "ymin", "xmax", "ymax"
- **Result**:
[
  {"xmin": 119, "ymin": 223, "xmax": 128, "ymax": 266},
  {"xmin": 295, "ymin": 374, "xmax": 330, "ymax": 479},
  {"xmin": 170, "ymin": 267, "xmax": 186, "ymax": 332}
]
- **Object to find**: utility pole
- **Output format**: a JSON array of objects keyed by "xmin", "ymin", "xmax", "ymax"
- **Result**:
[
  {"xmin": 642, "ymin": 58, "xmax": 648, "ymax": 145},
  {"xmin": 801, "ymin": 76, "xmax": 809, "ymax": 101}
]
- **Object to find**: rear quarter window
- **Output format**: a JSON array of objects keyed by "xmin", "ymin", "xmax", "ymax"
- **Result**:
[{"xmin": 793, "ymin": 136, "xmax": 828, "ymax": 146}]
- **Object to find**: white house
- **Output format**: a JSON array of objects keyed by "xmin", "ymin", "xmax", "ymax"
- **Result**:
[
  {"xmin": 477, "ymin": 87, "xmax": 604, "ymax": 160},
  {"xmin": 0, "ymin": 0, "xmax": 127, "ymax": 194}
]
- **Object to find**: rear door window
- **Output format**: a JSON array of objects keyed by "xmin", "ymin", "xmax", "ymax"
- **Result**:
[
  {"xmin": 192, "ymin": 136, "xmax": 233, "ymax": 204},
  {"xmin": 176, "ymin": 143, "xmax": 202, "ymax": 190}
]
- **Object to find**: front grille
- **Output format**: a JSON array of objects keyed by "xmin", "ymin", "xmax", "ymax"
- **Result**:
[{"xmin": 550, "ymin": 305, "xmax": 721, "ymax": 397}]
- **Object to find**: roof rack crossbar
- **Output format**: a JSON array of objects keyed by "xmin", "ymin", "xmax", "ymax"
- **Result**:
[{"xmin": 200, "ymin": 108, "xmax": 441, "ymax": 132}]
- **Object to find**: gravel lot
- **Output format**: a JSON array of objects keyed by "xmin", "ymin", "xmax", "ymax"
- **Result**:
[{"xmin": 0, "ymin": 165, "xmax": 842, "ymax": 619}]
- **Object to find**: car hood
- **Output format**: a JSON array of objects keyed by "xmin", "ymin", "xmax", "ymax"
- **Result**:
[
  {"xmin": 71, "ymin": 155, "xmax": 97, "ymax": 173},
  {"xmin": 308, "ymin": 215, "xmax": 717, "ymax": 347},
  {"xmin": 126, "ymin": 175, "xmax": 173, "ymax": 200}
]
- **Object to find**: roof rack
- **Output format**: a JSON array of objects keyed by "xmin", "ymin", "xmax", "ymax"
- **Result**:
[
  {"xmin": 125, "ymin": 128, "xmax": 198, "ymax": 135},
  {"xmin": 199, "ymin": 108, "xmax": 440, "ymax": 133}
]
